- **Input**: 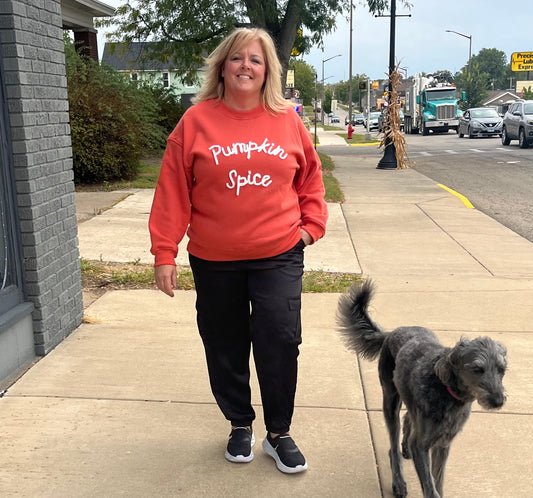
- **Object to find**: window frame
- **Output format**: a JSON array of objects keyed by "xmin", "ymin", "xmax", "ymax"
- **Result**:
[{"xmin": 0, "ymin": 57, "xmax": 25, "ymax": 317}]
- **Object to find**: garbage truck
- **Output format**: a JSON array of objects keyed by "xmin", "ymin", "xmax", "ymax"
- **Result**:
[{"xmin": 403, "ymin": 75, "xmax": 462, "ymax": 135}]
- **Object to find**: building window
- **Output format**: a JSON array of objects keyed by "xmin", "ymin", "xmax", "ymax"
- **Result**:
[
  {"xmin": 0, "ymin": 65, "xmax": 24, "ymax": 316},
  {"xmin": 162, "ymin": 72, "xmax": 169, "ymax": 88},
  {"xmin": 0, "ymin": 181, "xmax": 21, "ymax": 314}
]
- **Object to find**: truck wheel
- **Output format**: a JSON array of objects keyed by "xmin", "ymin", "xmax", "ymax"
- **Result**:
[
  {"xmin": 501, "ymin": 126, "xmax": 511, "ymax": 145},
  {"xmin": 519, "ymin": 128, "xmax": 530, "ymax": 149}
]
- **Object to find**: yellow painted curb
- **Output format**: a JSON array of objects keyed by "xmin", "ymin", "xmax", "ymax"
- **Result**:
[{"xmin": 438, "ymin": 184, "xmax": 475, "ymax": 209}]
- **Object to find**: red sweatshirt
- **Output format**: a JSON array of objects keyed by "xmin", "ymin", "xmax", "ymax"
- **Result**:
[{"xmin": 149, "ymin": 99, "xmax": 328, "ymax": 265}]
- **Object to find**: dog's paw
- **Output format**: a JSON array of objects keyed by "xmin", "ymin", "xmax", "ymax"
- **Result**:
[
  {"xmin": 401, "ymin": 443, "xmax": 412, "ymax": 459},
  {"xmin": 392, "ymin": 479, "xmax": 408, "ymax": 498}
]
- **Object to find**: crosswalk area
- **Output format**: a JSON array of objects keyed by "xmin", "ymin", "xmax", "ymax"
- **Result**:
[{"xmin": 408, "ymin": 147, "xmax": 511, "ymax": 157}]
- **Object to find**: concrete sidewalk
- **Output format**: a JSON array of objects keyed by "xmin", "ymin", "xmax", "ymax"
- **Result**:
[{"xmin": 1, "ymin": 130, "xmax": 533, "ymax": 498}]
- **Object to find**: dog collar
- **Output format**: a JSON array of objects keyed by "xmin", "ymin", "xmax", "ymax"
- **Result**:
[{"xmin": 446, "ymin": 386, "xmax": 461, "ymax": 400}]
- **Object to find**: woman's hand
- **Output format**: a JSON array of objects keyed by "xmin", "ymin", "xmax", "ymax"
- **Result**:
[
  {"xmin": 299, "ymin": 229, "xmax": 312, "ymax": 246},
  {"xmin": 154, "ymin": 264, "xmax": 178, "ymax": 297}
]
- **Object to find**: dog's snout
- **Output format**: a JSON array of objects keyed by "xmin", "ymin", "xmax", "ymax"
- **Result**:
[
  {"xmin": 485, "ymin": 392, "xmax": 506, "ymax": 409},
  {"xmin": 491, "ymin": 394, "xmax": 506, "ymax": 409}
]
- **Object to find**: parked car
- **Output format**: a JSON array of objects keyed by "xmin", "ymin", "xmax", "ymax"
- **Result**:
[
  {"xmin": 364, "ymin": 111, "xmax": 382, "ymax": 131},
  {"xmin": 330, "ymin": 115, "xmax": 340, "ymax": 123},
  {"xmin": 378, "ymin": 107, "xmax": 404, "ymax": 132},
  {"xmin": 458, "ymin": 107, "xmax": 503, "ymax": 138},
  {"xmin": 501, "ymin": 99, "xmax": 533, "ymax": 148},
  {"xmin": 344, "ymin": 113, "xmax": 365, "ymax": 126}
]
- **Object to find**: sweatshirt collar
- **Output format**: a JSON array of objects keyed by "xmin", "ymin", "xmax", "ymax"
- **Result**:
[{"xmin": 213, "ymin": 99, "xmax": 266, "ymax": 119}]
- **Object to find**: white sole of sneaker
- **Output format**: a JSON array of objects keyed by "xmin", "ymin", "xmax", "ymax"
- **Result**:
[
  {"xmin": 224, "ymin": 433, "xmax": 255, "ymax": 463},
  {"xmin": 262, "ymin": 437, "xmax": 308, "ymax": 474}
]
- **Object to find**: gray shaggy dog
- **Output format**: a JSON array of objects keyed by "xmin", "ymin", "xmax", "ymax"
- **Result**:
[{"xmin": 337, "ymin": 280, "xmax": 507, "ymax": 498}]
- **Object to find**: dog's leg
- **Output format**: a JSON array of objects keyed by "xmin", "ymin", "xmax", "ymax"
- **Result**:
[
  {"xmin": 431, "ymin": 445, "xmax": 450, "ymax": 498},
  {"xmin": 410, "ymin": 435, "xmax": 440, "ymax": 498},
  {"xmin": 384, "ymin": 389, "xmax": 408, "ymax": 498},
  {"xmin": 380, "ymin": 353, "xmax": 407, "ymax": 498},
  {"xmin": 401, "ymin": 413, "xmax": 412, "ymax": 459}
]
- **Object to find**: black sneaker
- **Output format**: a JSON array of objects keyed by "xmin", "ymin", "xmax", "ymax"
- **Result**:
[
  {"xmin": 262, "ymin": 433, "xmax": 308, "ymax": 473},
  {"xmin": 225, "ymin": 426, "xmax": 255, "ymax": 463}
]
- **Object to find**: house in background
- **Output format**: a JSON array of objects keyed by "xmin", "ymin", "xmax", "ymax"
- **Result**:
[
  {"xmin": 483, "ymin": 90, "xmax": 521, "ymax": 115},
  {"xmin": 102, "ymin": 42, "xmax": 202, "ymax": 106}
]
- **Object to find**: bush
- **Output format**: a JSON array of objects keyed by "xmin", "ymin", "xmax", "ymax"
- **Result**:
[
  {"xmin": 147, "ymin": 85, "xmax": 187, "ymax": 136},
  {"xmin": 65, "ymin": 39, "xmax": 169, "ymax": 184}
]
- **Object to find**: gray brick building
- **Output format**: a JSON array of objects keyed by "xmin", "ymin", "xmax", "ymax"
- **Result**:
[{"xmin": 0, "ymin": 0, "xmax": 114, "ymax": 387}]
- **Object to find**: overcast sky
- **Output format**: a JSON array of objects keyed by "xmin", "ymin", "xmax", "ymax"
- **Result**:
[
  {"xmin": 304, "ymin": 0, "xmax": 531, "ymax": 84},
  {"xmin": 97, "ymin": 0, "xmax": 531, "ymax": 85}
]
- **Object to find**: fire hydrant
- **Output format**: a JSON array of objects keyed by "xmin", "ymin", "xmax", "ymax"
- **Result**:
[{"xmin": 347, "ymin": 124, "xmax": 354, "ymax": 140}]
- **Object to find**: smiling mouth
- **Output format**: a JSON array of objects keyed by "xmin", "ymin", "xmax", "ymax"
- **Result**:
[{"xmin": 238, "ymin": 75, "xmax": 252, "ymax": 79}]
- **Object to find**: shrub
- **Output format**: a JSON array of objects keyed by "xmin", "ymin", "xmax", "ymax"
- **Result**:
[
  {"xmin": 147, "ymin": 85, "xmax": 187, "ymax": 136},
  {"xmin": 65, "ymin": 38, "xmax": 168, "ymax": 184}
]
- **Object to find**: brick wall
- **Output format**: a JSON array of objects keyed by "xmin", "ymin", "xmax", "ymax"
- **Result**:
[{"xmin": 0, "ymin": 0, "xmax": 83, "ymax": 355}]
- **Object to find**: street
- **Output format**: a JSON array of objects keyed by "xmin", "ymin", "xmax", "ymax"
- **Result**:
[{"xmin": 320, "ymin": 129, "xmax": 533, "ymax": 243}]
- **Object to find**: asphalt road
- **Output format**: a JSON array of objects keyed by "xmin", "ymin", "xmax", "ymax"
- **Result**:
[{"xmin": 321, "ymin": 129, "xmax": 533, "ymax": 243}]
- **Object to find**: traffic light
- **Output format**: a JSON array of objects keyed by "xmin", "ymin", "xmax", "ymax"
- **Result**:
[{"xmin": 358, "ymin": 81, "xmax": 366, "ymax": 90}]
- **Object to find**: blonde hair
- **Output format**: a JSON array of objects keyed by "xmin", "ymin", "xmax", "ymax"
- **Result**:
[{"xmin": 194, "ymin": 28, "xmax": 291, "ymax": 114}]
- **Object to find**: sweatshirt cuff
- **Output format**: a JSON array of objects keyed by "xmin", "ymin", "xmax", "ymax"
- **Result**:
[
  {"xmin": 300, "ymin": 222, "xmax": 325, "ymax": 245},
  {"xmin": 153, "ymin": 251, "xmax": 177, "ymax": 267}
]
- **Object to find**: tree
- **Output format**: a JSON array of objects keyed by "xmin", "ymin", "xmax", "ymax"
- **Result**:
[
  {"xmin": 334, "ymin": 75, "xmax": 369, "ymax": 107},
  {"xmin": 97, "ymin": 0, "xmax": 411, "ymax": 86},
  {"xmin": 523, "ymin": 86, "xmax": 533, "ymax": 99},
  {"xmin": 454, "ymin": 61, "xmax": 489, "ymax": 110},
  {"xmin": 97, "ymin": 0, "xmax": 343, "ymax": 86},
  {"xmin": 323, "ymin": 87, "xmax": 333, "ymax": 114},
  {"xmin": 470, "ymin": 48, "xmax": 509, "ymax": 90},
  {"xmin": 289, "ymin": 59, "xmax": 316, "ymax": 106},
  {"xmin": 65, "ymin": 36, "xmax": 170, "ymax": 183}
]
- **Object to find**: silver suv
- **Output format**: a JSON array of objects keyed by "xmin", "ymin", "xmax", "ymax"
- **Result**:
[{"xmin": 501, "ymin": 99, "xmax": 533, "ymax": 148}]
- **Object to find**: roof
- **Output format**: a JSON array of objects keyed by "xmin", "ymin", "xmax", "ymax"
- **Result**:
[
  {"xmin": 62, "ymin": 0, "xmax": 115, "ymax": 28},
  {"xmin": 483, "ymin": 90, "xmax": 520, "ymax": 106},
  {"xmin": 102, "ymin": 42, "xmax": 175, "ymax": 71}
]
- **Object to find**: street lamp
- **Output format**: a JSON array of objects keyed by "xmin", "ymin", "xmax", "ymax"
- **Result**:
[
  {"xmin": 321, "ymin": 54, "xmax": 341, "ymax": 124},
  {"xmin": 445, "ymin": 30, "xmax": 472, "ymax": 72}
]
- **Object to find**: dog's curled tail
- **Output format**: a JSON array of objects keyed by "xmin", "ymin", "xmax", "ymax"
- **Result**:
[{"xmin": 336, "ymin": 280, "xmax": 386, "ymax": 360}]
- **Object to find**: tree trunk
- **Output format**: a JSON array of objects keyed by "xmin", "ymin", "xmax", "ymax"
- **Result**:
[
  {"xmin": 277, "ymin": 0, "xmax": 304, "ymax": 88},
  {"xmin": 245, "ymin": 0, "xmax": 304, "ymax": 91}
]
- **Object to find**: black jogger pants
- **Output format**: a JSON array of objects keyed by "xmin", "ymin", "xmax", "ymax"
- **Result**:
[{"xmin": 189, "ymin": 240, "xmax": 305, "ymax": 435}]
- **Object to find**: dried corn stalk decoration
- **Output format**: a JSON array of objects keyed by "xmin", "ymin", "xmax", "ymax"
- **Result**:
[{"xmin": 380, "ymin": 68, "xmax": 410, "ymax": 169}]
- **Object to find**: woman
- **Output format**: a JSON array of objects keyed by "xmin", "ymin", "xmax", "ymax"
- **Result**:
[{"xmin": 149, "ymin": 28, "xmax": 328, "ymax": 474}]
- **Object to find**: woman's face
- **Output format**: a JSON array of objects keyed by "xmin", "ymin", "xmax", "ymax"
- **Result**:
[{"xmin": 222, "ymin": 39, "xmax": 267, "ymax": 106}]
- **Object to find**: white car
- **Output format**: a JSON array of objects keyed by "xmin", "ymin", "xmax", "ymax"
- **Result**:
[{"xmin": 364, "ymin": 111, "xmax": 381, "ymax": 131}]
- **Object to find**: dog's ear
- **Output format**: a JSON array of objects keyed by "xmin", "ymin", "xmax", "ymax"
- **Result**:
[{"xmin": 434, "ymin": 349, "xmax": 453, "ymax": 384}]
